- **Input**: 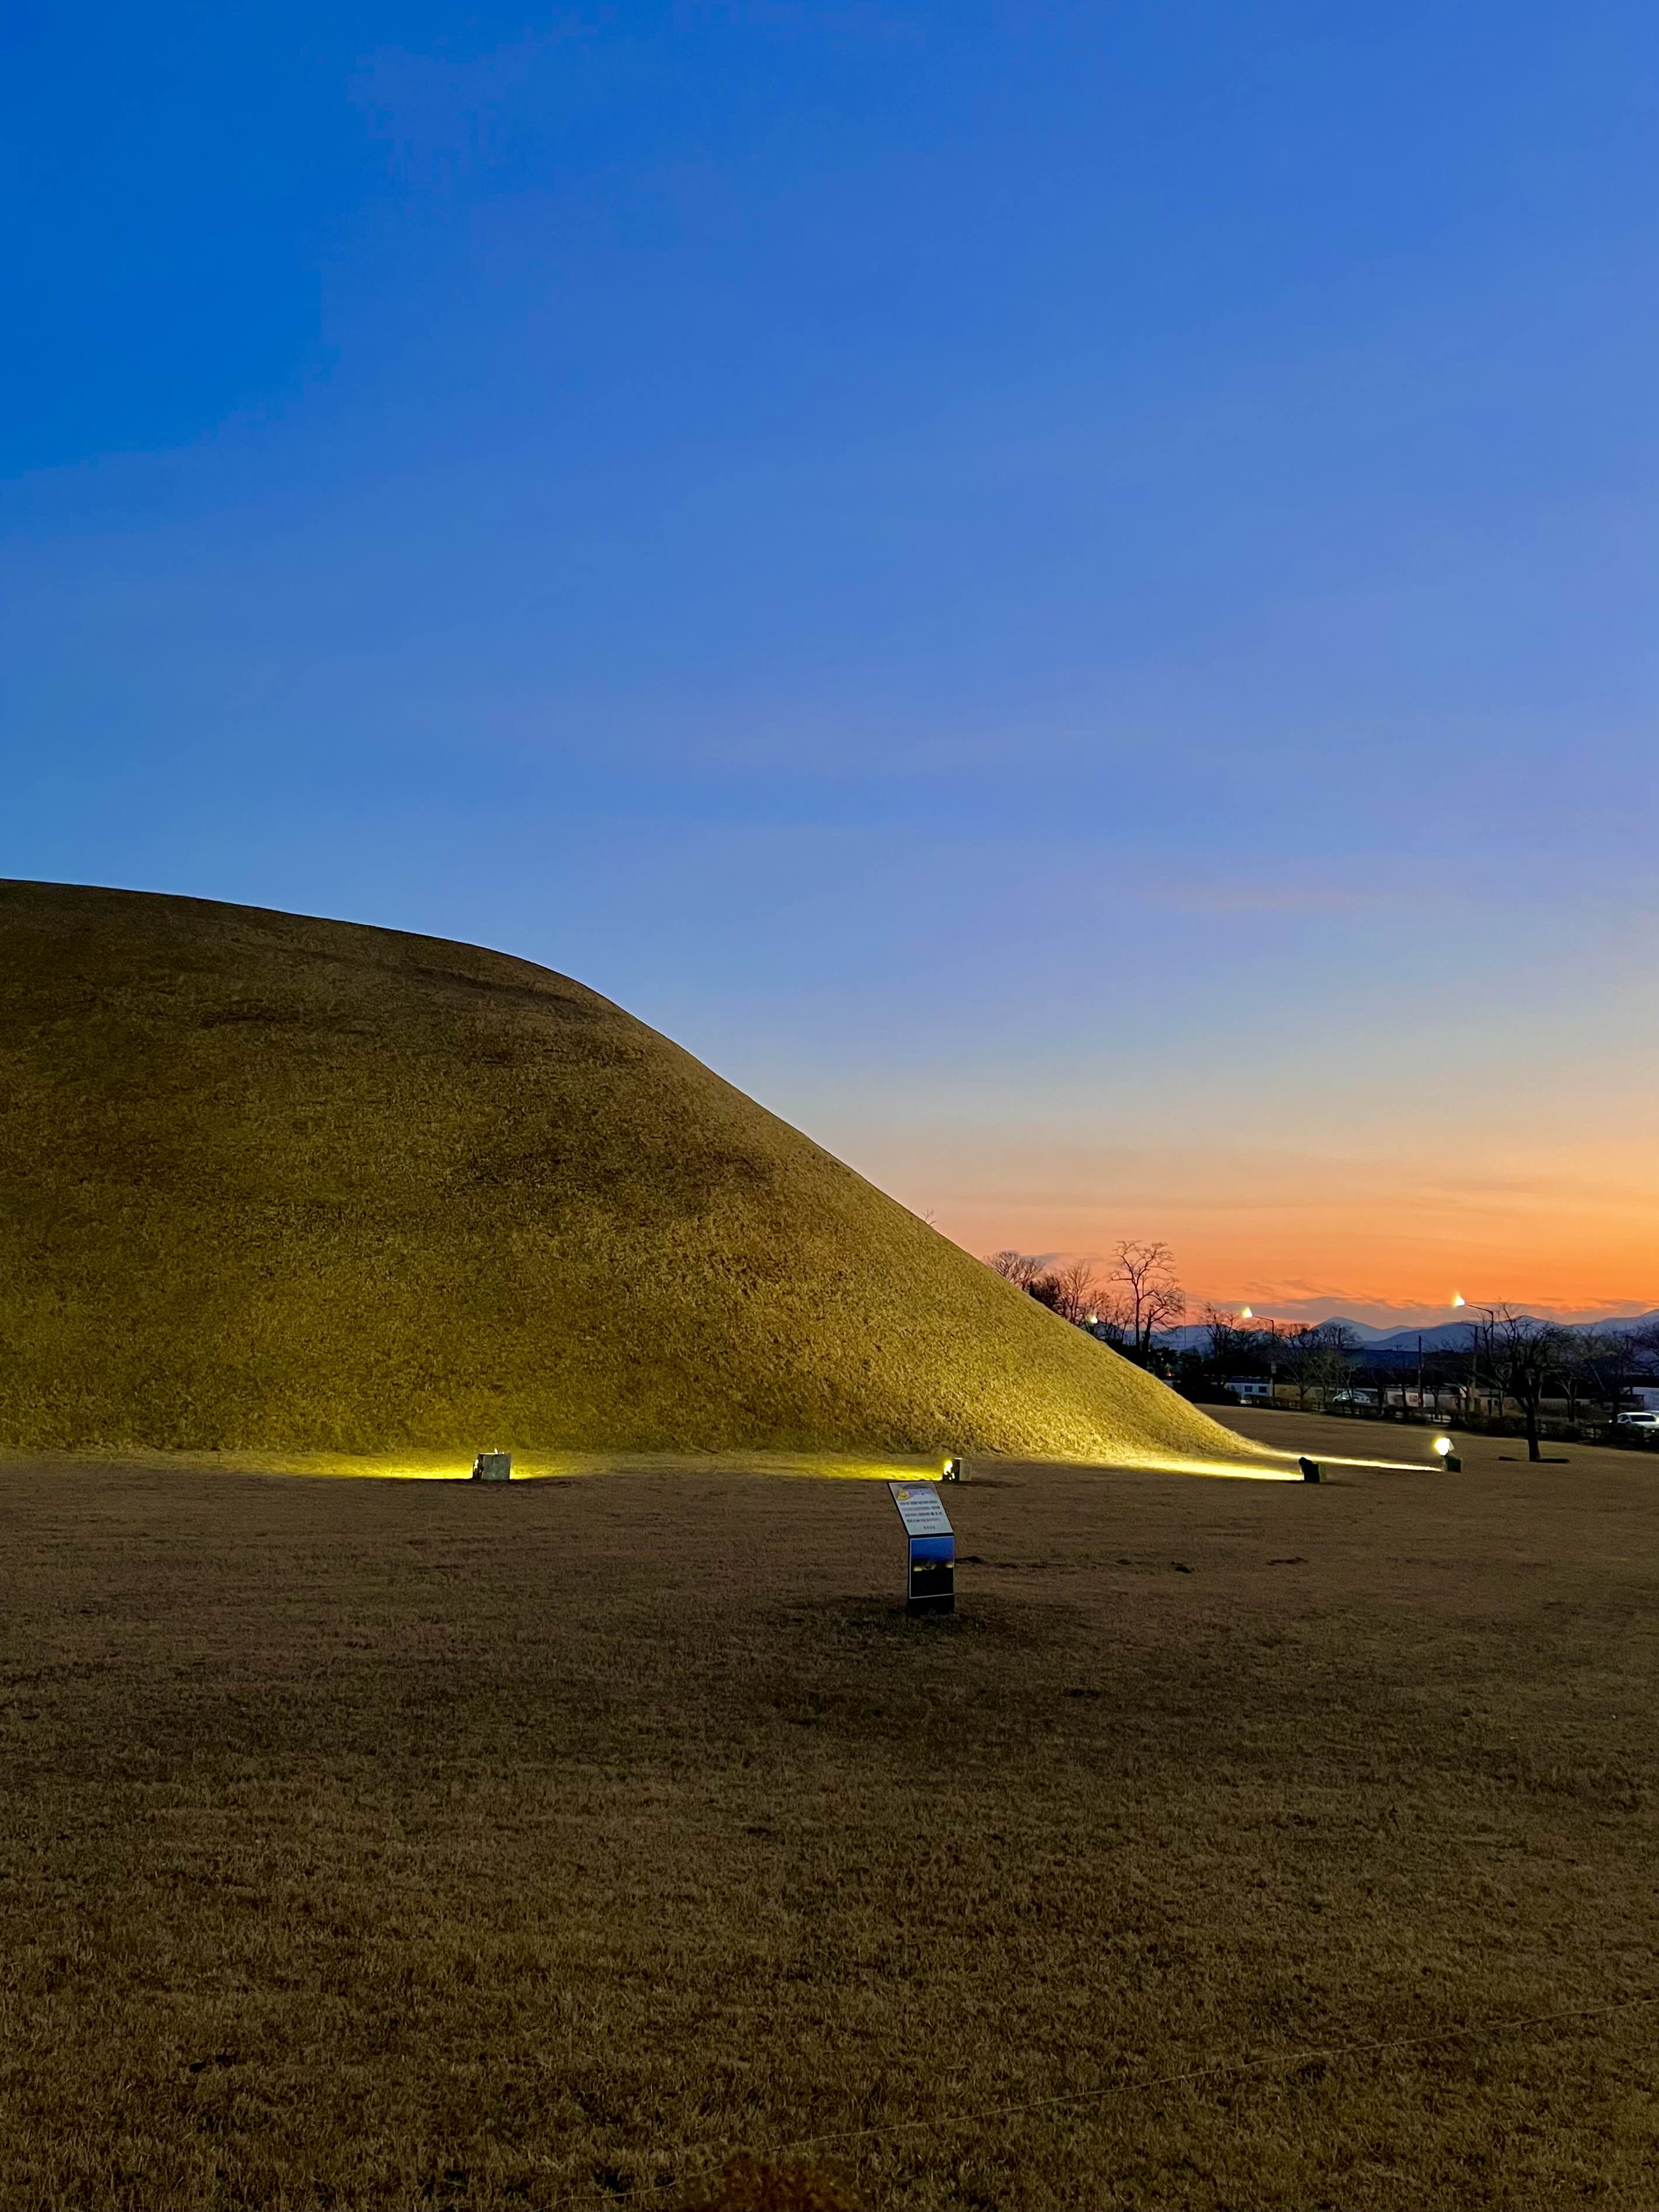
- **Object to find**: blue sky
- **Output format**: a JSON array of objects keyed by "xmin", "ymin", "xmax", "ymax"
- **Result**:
[{"xmin": 5, "ymin": 1, "xmax": 1658, "ymax": 1322}]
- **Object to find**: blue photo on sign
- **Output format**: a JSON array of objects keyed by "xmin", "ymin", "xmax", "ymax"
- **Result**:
[{"xmin": 907, "ymin": 1531, "xmax": 955, "ymax": 1613}]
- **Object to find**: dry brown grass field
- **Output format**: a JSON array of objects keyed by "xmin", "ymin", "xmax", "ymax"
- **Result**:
[{"xmin": 4, "ymin": 1412, "xmax": 1658, "ymax": 2209}]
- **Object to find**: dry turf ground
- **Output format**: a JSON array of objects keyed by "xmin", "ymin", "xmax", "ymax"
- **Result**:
[{"xmin": 3, "ymin": 1410, "xmax": 1658, "ymax": 2210}]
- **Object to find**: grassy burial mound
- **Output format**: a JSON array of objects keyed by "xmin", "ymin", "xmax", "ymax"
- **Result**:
[{"xmin": 1, "ymin": 880, "xmax": 1275, "ymax": 1470}]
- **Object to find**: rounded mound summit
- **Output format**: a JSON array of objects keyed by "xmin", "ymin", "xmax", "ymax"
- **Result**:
[{"xmin": 1, "ymin": 881, "xmax": 1273, "ymax": 1469}]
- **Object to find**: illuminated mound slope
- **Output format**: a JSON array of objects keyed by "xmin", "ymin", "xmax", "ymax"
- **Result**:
[{"xmin": 0, "ymin": 882, "xmax": 1279, "ymax": 1470}]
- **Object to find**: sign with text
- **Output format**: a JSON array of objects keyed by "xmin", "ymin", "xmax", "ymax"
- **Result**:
[
  {"xmin": 889, "ymin": 1483, "xmax": 955, "ymax": 1614},
  {"xmin": 888, "ymin": 1482, "xmax": 953, "ymax": 1537}
]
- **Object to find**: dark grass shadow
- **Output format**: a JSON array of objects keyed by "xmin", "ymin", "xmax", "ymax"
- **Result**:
[{"xmin": 762, "ymin": 1591, "xmax": 1076, "ymax": 1653}]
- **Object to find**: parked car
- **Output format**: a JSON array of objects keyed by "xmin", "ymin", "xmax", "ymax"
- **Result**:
[{"xmin": 1615, "ymin": 1411, "xmax": 1659, "ymax": 1432}]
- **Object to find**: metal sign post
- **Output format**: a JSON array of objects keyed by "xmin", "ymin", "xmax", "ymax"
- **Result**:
[{"xmin": 888, "ymin": 1481, "xmax": 955, "ymax": 1617}]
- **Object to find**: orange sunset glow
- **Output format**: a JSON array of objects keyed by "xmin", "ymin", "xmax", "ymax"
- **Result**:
[{"xmin": 853, "ymin": 1115, "xmax": 1659, "ymax": 1329}]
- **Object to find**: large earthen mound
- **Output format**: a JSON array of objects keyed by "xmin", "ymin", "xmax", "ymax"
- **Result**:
[{"xmin": 0, "ymin": 881, "xmax": 1277, "ymax": 1469}]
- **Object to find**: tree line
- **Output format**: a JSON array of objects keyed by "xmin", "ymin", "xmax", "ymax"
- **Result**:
[
  {"xmin": 984, "ymin": 1240, "xmax": 1185, "ymax": 1366},
  {"xmin": 1437, "ymin": 1307, "xmax": 1659, "ymax": 1463},
  {"xmin": 984, "ymin": 1251, "xmax": 1659, "ymax": 1463},
  {"xmin": 1200, "ymin": 1306, "xmax": 1659, "ymax": 1462}
]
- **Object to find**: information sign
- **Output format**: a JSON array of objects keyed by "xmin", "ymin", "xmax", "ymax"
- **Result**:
[
  {"xmin": 888, "ymin": 1482, "xmax": 955, "ymax": 1615},
  {"xmin": 888, "ymin": 1482, "xmax": 953, "ymax": 1537}
]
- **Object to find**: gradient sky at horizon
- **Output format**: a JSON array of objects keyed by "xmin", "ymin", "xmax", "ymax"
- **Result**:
[{"xmin": 5, "ymin": 1, "xmax": 1658, "ymax": 1328}]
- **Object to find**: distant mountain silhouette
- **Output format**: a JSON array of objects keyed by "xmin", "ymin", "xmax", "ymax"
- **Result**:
[{"xmin": 1160, "ymin": 1310, "xmax": 1659, "ymax": 1357}]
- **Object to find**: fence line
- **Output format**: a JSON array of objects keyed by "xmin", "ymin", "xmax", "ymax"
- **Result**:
[{"xmin": 1208, "ymin": 1397, "xmax": 1659, "ymax": 1450}]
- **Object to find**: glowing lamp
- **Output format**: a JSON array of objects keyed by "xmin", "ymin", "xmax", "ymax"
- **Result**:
[
  {"xmin": 941, "ymin": 1456, "xmax": 963, "ymax": 1483},
  {"xmin": 1433, "ymin": 1435, "xmax": 1462, "ymax": 1471},
  {"xmin": 1299, "ymin": 1456, "xmax": 1322, "ymax": 1483}
]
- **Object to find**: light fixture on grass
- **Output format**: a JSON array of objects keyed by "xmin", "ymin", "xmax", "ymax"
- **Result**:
[
  {"xmin": 941, "ymin": 1456, "xmax": 963, "ymax": 1483},
  {"xmin": 1433, "ymin": 1435, "xmax": 1462, "ymax": 1471},
  {"xmin": 1299, "ymin": 1456, "xmax": 1322, "ymax": 1483},
  {"xmin": 472, "ymin": 1450, "xmax": 512, "ymax": 1482}
]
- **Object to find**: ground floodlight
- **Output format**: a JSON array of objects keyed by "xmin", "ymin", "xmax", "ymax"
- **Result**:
[
  {"xmin": 942, "ymin": 1456, "xmax": 963, "ymax": 1483},
  {"xmin": 472, "ymin": 1450, "xmax": 512, "ymax": 1482},
  {"xmin": 1299, "ymin": 1456, "xmax": 1322, "ymax": 1483},
  {"xmin": 1433, "ymin": 1435, "xmax": 1462, "ymax": 1471}
]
